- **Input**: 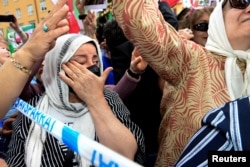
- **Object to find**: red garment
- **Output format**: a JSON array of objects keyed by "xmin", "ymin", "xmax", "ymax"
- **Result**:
[
  {"xmin": 67, "ymin": 0, "xmax": 80, "ymax": 33},
  {"xmin": 160, "ymin": 0, "xmax": 179, "ymax": 7}
]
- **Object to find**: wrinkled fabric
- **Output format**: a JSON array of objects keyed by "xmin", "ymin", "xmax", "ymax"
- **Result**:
[{"xmin": 112, "ymin": 0, "xmax": 237, "ymax": 166}]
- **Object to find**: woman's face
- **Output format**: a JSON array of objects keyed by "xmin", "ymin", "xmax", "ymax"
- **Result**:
[
  {"xmin": 70, "ymin": 43, "xmax": 99, "ymax": 68},
  {"xmin": 0, "ymin": 42, "xmax": 11, "ymax": 65},
  {"xmin": 223, "ymin": 0, "xmax": 250, "ymax": 50},
  {"xmin": 192, "ymin": 12, "xmax": 210, "ymax": 46},
  {"xmin": 67, "ymin": 42, "xmax": 99, "ymax": 99}
]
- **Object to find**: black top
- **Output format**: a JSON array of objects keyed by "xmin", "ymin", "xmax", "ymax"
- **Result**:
[{"xmin": 6, "ymin": 89, "xmax": 145, "ymax": 166}]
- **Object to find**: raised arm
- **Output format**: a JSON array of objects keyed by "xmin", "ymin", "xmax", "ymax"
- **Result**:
[
  {"xmin": 106, "ymin": 47, "xmax": 148, "ymax": 99},
  {"xmin": 0, "ymin": 0, "xmax": 69, "ymax": 119},
  {"xmin": 9, "ymin": 15, "xmax": 29, "ymax": 43},
  {"xmin": 83, "ymin": 10, "xmax": 97, "ymax": 39},
  {"xmin": 60, "ymin": 62, "xmax": 139, "ymax": 160},
  {"xmin": 75, "ymin": 0, "xmax": 97, "ymax": 39},
  {"xmin": 112, "ymin": 0, "xmax": 199, "ymax": 83}
]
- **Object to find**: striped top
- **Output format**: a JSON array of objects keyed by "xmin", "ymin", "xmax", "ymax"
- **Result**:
[
  {"xmin": 175, "ymin": 96, "xmax": 250, "ymax": 167},
  {"xmin": 6, "ymin": 88, "xmax": 145, "ymax": 167}
]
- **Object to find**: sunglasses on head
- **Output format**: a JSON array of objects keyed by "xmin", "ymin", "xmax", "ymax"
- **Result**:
[
  {"xmin": 193, "ymin": 22, "xmax": 209, "ymax": 32},
  {"xmin": 223, "ymin": 0, "xmax": 250, "ymax": 9}
]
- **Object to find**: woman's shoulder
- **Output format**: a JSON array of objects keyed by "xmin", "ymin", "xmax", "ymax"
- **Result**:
[
  {"xmin": 202, "ymin": 96, "xmax": 250, "ymax": 131},
  {"xmin": 103, "ymin": 88, "xmax": 119, "ymax": 99}
]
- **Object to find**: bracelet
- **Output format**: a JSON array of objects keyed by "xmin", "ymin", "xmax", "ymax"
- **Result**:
[
  {"xmin": 127, "ymin": 68, "xmax": 141, "ymax": 79},
  {"xmin": 78, "ymin": 14, "xmax": 87, "ymax": 20},
  {"xmin": 10, "ymin": 56, "xmax": 32, "ymax": 75}
]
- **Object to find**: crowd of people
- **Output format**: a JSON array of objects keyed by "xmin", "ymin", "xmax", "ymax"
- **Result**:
[{"xmin": 1, "ymin": 0, "xmax": 250, "ymax": 166}]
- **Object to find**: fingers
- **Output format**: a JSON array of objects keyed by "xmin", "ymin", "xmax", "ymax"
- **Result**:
[
  {"xmin": 131, "ymin": 56, "xmax": 141, "ymax": 66},
  {"xmin": 43, "ymin": 5, "xmax": 69, "ymax": 34},
  {"xmin": 57, "ymin": 19, "xmax": 70, "ymax": 28},
  {"xmin": 132, "ymin": 47, "xmax": 140, "ymax": 58},
  {"xmin": 60, "ymin": 61, "xmax": 110, "ymax": 105},
  {"xmin": 26, "ymin": 5, "xmax": 69, "ymax": 53},
  {"xmin": 38, "ymin": 0, "xmax": 69, "ymax": 36},
  {"xmin": 89, "ymin": 10, "xmax": 96, "ymax": 19},
  {"xmin": 185, "ymin": 28, "xmax": 192, "ymax": 34},
  {"xmin": 84, "ymin": 11, "xmax": 96, "ymax": 25},
  {"xmin": 178, "ymin": 28, "xmax": 194, "ymax": 40},
  {"xmin": 102, "ymin": 67, "xmax": 113, "ymax": 81},
  {"xmin": 9, "ymin": 113, "xmax": 18, "ymax": 118},
  {"xmin": 11, "ymin": 0, "xmax": 70, "ymax": 64},
  {"xmin": 130, "ymin": 56, "xmax": 148, "ymax": 73},
  {"xmin": 9, "ymin": 22, "xmax": 14, "ymax": 29},
  {"xmin": 61, "ymin": 61, "xmax": 108, "ymax": 85},
  {"xmin": 2, "ymin": 129, "xmax": 12, "ymax": 135},
  {"xmin": 50, "ymin": 0, "xmax": 68, "ymax": 14},
  {"xmin": 60, "ymin": 63, "xmax": 74, "ymax": 86},
  {"xmin": 66, "ymin": 61, "xmax": 85, "ymax": 76},
  {"xmin": 2, "ymin": 117, "xmax": 16, "ymax": 135},
  {"xmin": 60, "ymin": 61, "xmax": 92, "ymax": 87},
  {"xmin": 3, "ymin": 117, "xmax": 16, "ymax": 128},
  {"xmin": 69, "ymin": 61, "xmax": 99, "ymax": 78}
]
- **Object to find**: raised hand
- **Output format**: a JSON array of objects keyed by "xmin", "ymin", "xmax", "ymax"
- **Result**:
[
  {"xmin": 20, "ymin": 0, "xmax": 70, "ymax": 63},
  {"xmin": 83, "ymin": 10, "xmax": 97, "ymax": 39},
  {"xmin": 60, "ymin": 60, "xmax": 112, "ymax": 105},
  {"xmin": 9, "ymin": 15, "xmax": 20, "ymax": 32},
  {"xmin": 130, "ymin": 47, "xmax": 148, "ymax": 74},
  {"xmin": 9, "ymin": 15, "xmax": 29, "ymax": 42},
  {"xmin": 75, "ymin": 0, "xmax": 86, "ymax": 15},
  {"xmin": 2, "ymin": 113, "xmax": 18, "ymax": 136},
  {"xmin": 178, "ymin": 28, "xmax": 194, "ymax": 40}
]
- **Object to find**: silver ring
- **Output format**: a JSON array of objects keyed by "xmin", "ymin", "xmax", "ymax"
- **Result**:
[{"xmin": 43, "ymin": 24, "xmax": 49, "ymax": 32}]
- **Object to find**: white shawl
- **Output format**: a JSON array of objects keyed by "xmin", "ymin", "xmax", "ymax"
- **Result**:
[
  {"xmin": 205, "ymin": 0, "xmax": 250, "ymax": 100},
  {"xmin": 25, "ymin": 34, "xmax": 103, "ymax": 167}
]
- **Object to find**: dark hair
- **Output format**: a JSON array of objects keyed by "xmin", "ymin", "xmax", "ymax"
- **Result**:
[
  {"xmin": 103, "ymin": 19, "xmax": 128, "ymax": 52},
  {"xmin": 96, "ymin": 15, "xmax": 108, "ymax": 43},
  {"xmin": 222, "ymin": 0, "xmax": 227, "ymax": 8},
  {"xmin": 188, "ymin": 7, "xmax": 214, "ymax": 31},
  {"xmin": 177, "ymin": 8, "xmax": 191, "ymax": 21},
  {"xmin": 158, "ymin": 1, "xmax": 179, "ymax": 30}
]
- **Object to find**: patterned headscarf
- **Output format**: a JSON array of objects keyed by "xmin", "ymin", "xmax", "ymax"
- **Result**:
[
  {"xmin": 25, "ymin": 34, "xmax": 103, "ymax": 167},
  {"xmin": 42, "ymin": 33, "xmax": 103, "ymax": 116}
]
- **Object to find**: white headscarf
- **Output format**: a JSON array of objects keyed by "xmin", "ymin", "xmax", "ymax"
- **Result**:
[
  {"xmin": 205, "ymin": 0, "xmax": 250, "ymax": 100},
  {"xmin": 25, "ymin": 34, "xmax": 103, "ymax": 167}
]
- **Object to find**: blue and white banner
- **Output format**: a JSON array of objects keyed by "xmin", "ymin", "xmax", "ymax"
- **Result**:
[{"xmin": 13, "ymin": 98, "xmax": 142, "ymax": 167}]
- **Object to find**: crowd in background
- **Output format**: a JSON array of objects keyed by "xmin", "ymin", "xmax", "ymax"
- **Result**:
[{"xmin": 1, "ymin": 0, "xmax": 250, "ymax": 166}]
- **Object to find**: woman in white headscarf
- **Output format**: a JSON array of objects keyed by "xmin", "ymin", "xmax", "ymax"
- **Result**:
[
  {"xmin": 112, "ymin": 0, "xmax": 250, "ymax": 166},
  {"xmin": 6, "ymin": 34, "xmax": 145, "ymax": 167}
]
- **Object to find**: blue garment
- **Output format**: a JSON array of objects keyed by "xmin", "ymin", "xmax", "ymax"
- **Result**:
[
  {"xmin": 101, "ymin": 49, "xmax": 115, "ymax": 85},
  {"xmin": 31, "ymin": 77, "xmax": 38, "ymax": 84},
  {"xmin": 0, "ymin": 105, "xmax": 18, "ymax": 128},
  {"xmin": 0, "ymin": 104, "xmax": 18, "ymax": 159},
  {"xmin": 0, "ymin": 134, "xmax": 9, "ymax": 159},
  {"xmin": 175, "ymin": 96, "xmax": 250, "ymax": 167}
]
